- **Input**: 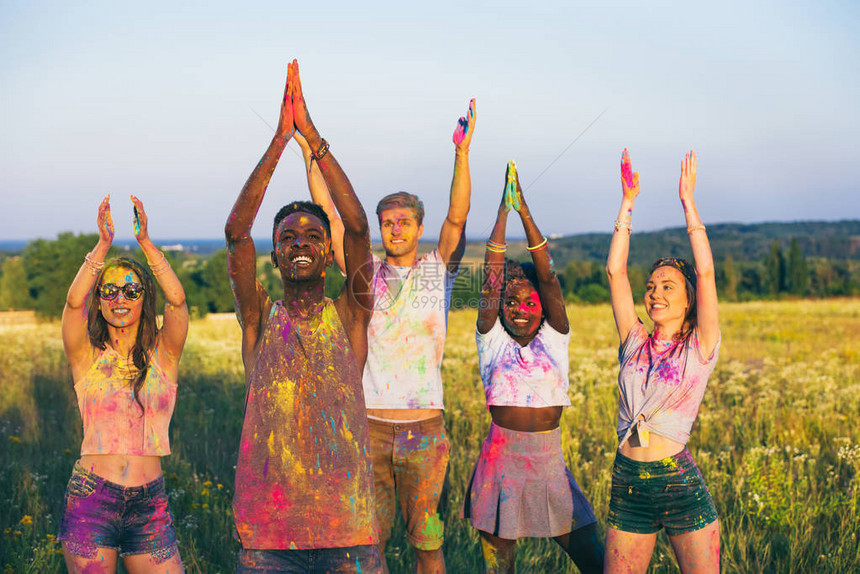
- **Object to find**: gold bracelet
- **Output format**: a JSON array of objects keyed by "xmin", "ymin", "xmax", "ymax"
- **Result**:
[
  {"xmin": 614, "ymin": 220, "xmax": 632, "ymax": 234},
  {"xmin": 687, "ymin": 224, "xmax": 706, "ymax": 235},
  {"xmin": 526, "ymin": 237, "xmax": 548, "ymax": 252}
]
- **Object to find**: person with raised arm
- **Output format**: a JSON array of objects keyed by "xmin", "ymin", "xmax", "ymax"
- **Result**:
[
  {"xmin": 604, "ymin": 150, "xmax": 720, "ymax": 573},
  {"xmin": 462, "ymin": 163, "xmax": 604, "ymax": 574},
  {"xmin": 295, "ymin": 98, "xmax": 476, "ymax": 573},
  {"xmin": 59, "ymin": 196, "xmax": 188, "ymax": 574},
  {"xmin": 224, "ymin": 60, "xmax": 381, "ymax": 573}
]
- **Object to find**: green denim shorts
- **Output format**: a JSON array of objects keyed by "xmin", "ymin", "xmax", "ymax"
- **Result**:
[{"xmin": 607, "ymin": 448, "xmax": 718, "ymax": 536}]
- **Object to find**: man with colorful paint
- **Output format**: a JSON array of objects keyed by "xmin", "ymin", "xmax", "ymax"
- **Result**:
[
  {"xmin": 225, "ymin": 60, "xmax": 381, "ymax": 573},
  {"xmin": 296, "ymin": 98, "xmax": 476, "ymax": 572}
]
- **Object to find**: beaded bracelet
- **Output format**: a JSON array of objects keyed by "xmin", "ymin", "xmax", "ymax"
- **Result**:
[
  {"xmin": 526, "ymin": 237, "xmax": 548, "ymax": 252},
  {"xmin": 687, "ymin": 224, "xmax": 706, "ymax": 235},
  {"xmin": 614, "ymin": 220, "xmax": 633, "ymax": 234},
  {"xmin": 311, "ymin": 138, "xmax": 330, "ymax": 162},
  {"xmin": 84, "ymin": 252, "xmax": 105, "ymax": 276}
]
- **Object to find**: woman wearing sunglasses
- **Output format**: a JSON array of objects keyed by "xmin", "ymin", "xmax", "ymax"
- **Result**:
[
  {"xmin": 59, "ymin": 195, "xmax": 188, "ymax": 573},
  {"xmin": 604, "ymin": 150, "xmax": 720, "ymax": 573}
]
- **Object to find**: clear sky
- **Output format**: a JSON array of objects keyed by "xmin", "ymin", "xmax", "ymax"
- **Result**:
[{"xmin": 1, "ymin": 0, "xmax": 858, "ymax": 242}]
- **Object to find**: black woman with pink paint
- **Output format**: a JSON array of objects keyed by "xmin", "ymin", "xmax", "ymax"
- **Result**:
[{"xmin": 463, "ymin": 162, "xmax": 604, "ymax": 574}]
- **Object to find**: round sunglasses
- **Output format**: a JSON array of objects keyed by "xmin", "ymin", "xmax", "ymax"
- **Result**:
[{"xmin": 98, "ymin": 282, "xmax": 145, "ymax": 301}]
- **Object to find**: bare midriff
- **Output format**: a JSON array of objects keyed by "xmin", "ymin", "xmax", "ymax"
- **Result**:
[
  {"xmin": 489, "ymin": 405, "xmax": 564, "ymax": 432},
  {"xmin": 366, "ymin": 408, "xmax": 442, "ymax": 421},
  {"xmin": 618, "ymin": 433, "xmax": 685, "ymax": 462},
  {"xmin": 78, "ymin": 454, "xmax": 163, "ymax": 486}
]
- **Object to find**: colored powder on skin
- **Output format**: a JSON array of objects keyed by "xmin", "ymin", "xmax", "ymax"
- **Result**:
[
  {"xmin": 621, "ymin": 161, "xmax": 635, "ymax": 189},
  {"xmin": 621, "ymin": 150, "xmax": 636, "ymax": 190},
  {"xmin": 453, "ymin": 118, "xmax": 469, "ymax": 146},
  {"xmin": 81, "ymin": 560, "xmax": 106, "ymax": 574}
]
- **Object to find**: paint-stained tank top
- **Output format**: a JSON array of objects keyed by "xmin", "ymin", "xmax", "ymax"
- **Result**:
[
  {"xmin": 232, "ymin": 299, "xmax": 378, "ymax": 550},
  {"xmin": 75, "ymin": 346, "xmax": 176, "ymax": 456}
]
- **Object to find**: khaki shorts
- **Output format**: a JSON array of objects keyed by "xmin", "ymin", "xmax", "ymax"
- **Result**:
[{"xmin": 368, "ymin": 414, "xmax": 450, "ymax": 551}]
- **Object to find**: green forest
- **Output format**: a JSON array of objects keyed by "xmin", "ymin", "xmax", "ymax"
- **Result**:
[{"xmin": 1, "ymin": 220, "xmax": 858, "ymax": 318}]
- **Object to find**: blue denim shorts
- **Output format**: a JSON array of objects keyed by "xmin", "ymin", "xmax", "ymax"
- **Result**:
[
  {"xmin": 607, "ymin": 448, "xmax": 718, "ymax": 536},
  {"xmin": 57, "ymin": 461, "xmax": 179, "ymax": 561},
  {"xmin": 236, "ymin": 545, "xmax": 382, "ymax": 573}
]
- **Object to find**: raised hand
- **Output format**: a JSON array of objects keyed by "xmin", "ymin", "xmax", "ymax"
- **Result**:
[
  {"xmin": 97, "ymin": 195, "xmax": 114, "ymax": 245},
  {"xmin": 276, "ymin": 65, "xmax": 296, "ymax": 140},
  {"xmin": 130, "ymin": 195, "xmax": 150, "ymax": 244},
  {"xmin": 621, "ymin": 148, "xmax": 640, "ymax": 200},
  {"xmin": 287, "ymin": 59, "xmax": 317, "ymax": 139},
  {"xmin": 679, "ymin": 150, "xmax": 697, "ymax": 201},
  {"xmin": 294, "ymin": 131, "xmax": 312, "ymax": 163},
  {"xmin": 503, "ymin": 161, "xmax": 523, "ymax": 212},
  {"xmin": 452, "ymin": 98, "xmax": 476, "ymax": 151}
]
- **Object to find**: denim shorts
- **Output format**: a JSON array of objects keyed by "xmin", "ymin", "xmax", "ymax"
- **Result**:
[
  {"xmin": 607, "ymin": 448, "xmax": 718, "ymax": 536},
  {"xmin": 236, "ymin": 545, "xmax": 382, "ymax": 573},
  {"xmin": 57, "ymin": 461, "xmax": 179, "ymax": 561}
]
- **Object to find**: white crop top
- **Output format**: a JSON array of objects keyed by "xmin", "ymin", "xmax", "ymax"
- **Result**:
[{"xmin": 476, "ymin": 318, "xmax": 572, "ymax": 407}]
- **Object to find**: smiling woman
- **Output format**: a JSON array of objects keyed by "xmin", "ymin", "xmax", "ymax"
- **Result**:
[
  {"xmin": 58, "ymin": 195, "xmax": 189, "ymax": 574},
  {"xmin": 463, "ymin": 162, "xmax": 604, "ymax": 574},
  {"xmin": 604, "ymin": 150, "xmax": 721, "ymax": 573}
]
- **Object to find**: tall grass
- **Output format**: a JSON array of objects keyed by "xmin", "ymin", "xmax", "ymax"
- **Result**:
[{"xmin": 1, "ymin": 300, "xmax": 858, "ymax": 572}]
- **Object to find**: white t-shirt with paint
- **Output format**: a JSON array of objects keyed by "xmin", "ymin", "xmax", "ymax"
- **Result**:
[
  {"xmin": 362, "ymin": 249, "xmax": 457, "ymax": 409},
  {"xmin": 476, "ymin": 317, "xmax": 572, "ymax": 408}
]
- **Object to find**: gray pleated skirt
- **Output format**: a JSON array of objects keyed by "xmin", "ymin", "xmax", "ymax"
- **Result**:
[{"xmin": 462, "ymin": 422, "xmax": 596, "ymax": 539}]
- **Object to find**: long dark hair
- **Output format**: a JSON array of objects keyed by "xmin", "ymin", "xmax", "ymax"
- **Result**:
[{"xmin": 87, "ymin": 257, "xmax": 158, "ymax": 414}]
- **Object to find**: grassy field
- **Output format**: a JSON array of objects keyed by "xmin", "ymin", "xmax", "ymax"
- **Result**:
[{"xmin": 1, "ymin": 300, "xmax": 859, "ymax": 573}]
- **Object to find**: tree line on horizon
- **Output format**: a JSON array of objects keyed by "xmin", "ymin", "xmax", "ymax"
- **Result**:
[{"xmin": 1, "ymin": 222, "xmax": 858, "ymax": 318}]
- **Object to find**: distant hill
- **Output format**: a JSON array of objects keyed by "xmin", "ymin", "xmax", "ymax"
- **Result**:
[
  {"xmin": 2, "ymin": 220, "xmax": 858, "ymax": 267},
  {"xmin": 465, "ymin": 220, "xmax": 860, "ymax": 269}
]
